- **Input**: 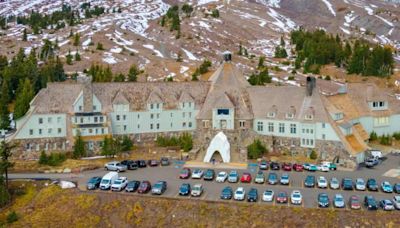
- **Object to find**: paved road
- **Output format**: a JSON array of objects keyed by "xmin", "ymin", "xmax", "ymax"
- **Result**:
[{"xmin": 8, "ymin": 154, "xmax": 400, "ymax": 210}]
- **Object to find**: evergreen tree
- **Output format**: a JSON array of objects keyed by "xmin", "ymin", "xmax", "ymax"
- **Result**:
[
  {"xmin": 274, "ymin": 46, "xmax": 288, "ymax": 58},
  {"xmin": 73, "ymin": 33, "xmax": 80, "ymax": 46},
  {"xmin": 0, "ymin": 141, "xmax": 15, "ymax": 190},
  {"xmin": 66, "ymin": 50, "xmax": 73, "ymax": 65},
  {"xmin": 73, "ymin": 132, "xmax": 85, "ymax": 158},
  {"xmin": 113, "ymin": 73, "xmax": 125, "ymax": 82},
  {"xmin": 258, "ymin": 56, "xmax": 265, "ymax": 69},
  {"xmin": 211, "ymin": 9, "xmax": 219, "ymax": 18},
  {"xmin": 96, "ymin": 42, "xmax": 104, "ymax": 50},
  {"xmin": 22, "ymin": 28, "xmax": 27, "ymax": 41},
  {"xmin": 40, "ymin": 39, "xmax": 55, "ymax": 60},
  {"xmin": 191, "ymin": 71, "xmax": 199, "ymax": 81},
  {"xmin": 280, "ymin": 36, "xmax": 285, "ymax": 46},
  {"xmin": 0, "ymin": 82, "xmax": 10, "ymax": 130},
  {"xmin": 128, "ymin": 64, "xmax": 139, "ymax": 82},
  {"xmin": 121, "ymin": 135, "xmax": 133, "ymax": 152},
  {"xmin": 176, "ymin": 51, "xmax": 183, "ymax": 62},
  {"xmin": 13, "ymin": 79, "xmax": 34, "ymax": 119},
  {"xmin": 101, "ymin": 136, "xmax": 121, "ymax": 157},
  {"xmin": 160, "ymin": 16, "xmax": 166, "ymax": 27},
  {"xmin": 181, "ymin": 4, "xmax": 193, "ymax": 17},
  {"xmin": 238, "ymin": 42, "xmax": 243, "ymax": 55},
  {"xmin": 74, "ymin": 51, "xmax": 81, "ymax": 61}
]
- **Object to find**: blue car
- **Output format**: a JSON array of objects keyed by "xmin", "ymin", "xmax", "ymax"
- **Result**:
[
  {"xmin": 179, "ymin": 183, "xmax": 191, "ymax": 196},
  {"xmin": 318, "ymin": 193, "xmax": 330, "ymax": 208},
  {"xmin": 220, "ymin": 186, "xmax": 233, "ymax": 200},
  {"xmin": 304, "ymin": 175, "xmax": 315, "ymax": 188},
  {"xmin": 381, "ymin": 181, "xmax": 393, "ymax": 193}
]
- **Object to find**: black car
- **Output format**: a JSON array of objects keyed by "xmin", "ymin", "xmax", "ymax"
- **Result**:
[
  {"xmin": 179, "ymin": 183, "xmax": 191, "ymax": 196},
  {"xmin": 125, "ymin": 180, "xmax": 140, "ymax": 192},
  {"xmin": 220, "ymin": 186, "xmax": 233, "ymax": 200},
  {"xmin": 318, "ymin": 193, "xmax": 330, "ymax": 208},
  {"xmin": 247, "ymin": 188, "xmax": 258, "ymax": 202},
  {"xmin": 304, "ymin": 175, "xmax": 315, "ymax": 188},
  {"xmin": 121, "ymin": 160, "xmax": 138, "ymax": 170},
  {"xmin": 270, "ymin": 162, "xmax": 280, "ymax": 170},
  {"xmin": 394, "ymin": 183, "xmax": 400, "ymax": 194},
  {"xmin": 342, "ymin": 178, "xmax": 353, "ymax": 190},
  {"xmin": 364, "ymin": 195, "xmax": 378, "ymax": 210},
  {"xmin": 203, "ymin": 169, "xmax": 215, "ymax": 181},
  {"xmin": 160, "ymin": 157, "xmax": 170, "ymax": 166},
  {"xmin": 137, "ymin": 160, "xmax": 147, "ymax": 168},
  {"xmin": 86, "ymin": 176, "xmax": 102, "ymax": 190},
  {"xmin": 367, "ymin": 178, "xmax": 379, "ymax": 191}
]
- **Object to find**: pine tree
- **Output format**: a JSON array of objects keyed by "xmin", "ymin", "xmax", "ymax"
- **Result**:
[
  {"xmin": 66, "ymin": 50, "xmax": 73, "ymax": 65},
  {"xmin": 176, "ymin": 51, "xmax": 183, "ymax": 62},
  {"xmin": 0, "ymin": 82, "xmax": 10, "ymax": 130},
  {"xmin": 0, "ymin": 141, "xmax": 15, "ymax": 190},
  {"xmin": 128, "ymin": 64, "xmax": 139, "ymax": 82},
  {"xmin": 96, "ymin": 42, "xmax": 104, "ymax": 50},
  {"xmin": 258, "ymin": 56, "xmax": 265, "ymax": 69},
  {"xmin": 73, "ymin": 132, "xmax": 86, "ymax": 158},
  {"xmin": 73, "ymin": 33, "xmax": 80, "ymax": 46},
  {"xmin": 74, "ymin": 51, "xmax": 81, "ymax": 61},
  {"xmin": 13, "ymin": 79, "xmax": 34, "ymax": 119},
  {"xmin": 121, "ymin": 135, "xmax": 133, "ymax": 151},
  {"xmin": 113, "ymin": 73, "xmax": 125, "ymax": 82},
  {"xmin": 280, "ymin": 36, "xmax": 285, "ymax": 46},
  {"xmin": 160, "ymin": 16, "xmax": 166, "ymax": 27},
  {"xmin": 22, "ymin": 28, "xmax": 27, "ymax": 41}
]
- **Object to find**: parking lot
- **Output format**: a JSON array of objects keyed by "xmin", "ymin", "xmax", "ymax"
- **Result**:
[{"xmin": 9, "ymin": 154, "xmax": 400, "ymax": 210}]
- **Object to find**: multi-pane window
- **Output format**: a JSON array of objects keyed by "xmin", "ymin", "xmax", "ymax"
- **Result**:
[
  {"xmin": 290, "ymin": 124, "xmax": 296, "ymax": 134},
  {"xmin": 257, "ymin": 122, "xmax": 264, "ymax": 132},
  {"xmin": 39, "ymin": 118, "xmax": 43, "ymax": 124},
  {"xmin": 268, "ymin": 122, "xmax": 274, "ymax": 132},
  {"xmin": 279, "ymin": 123, "xmax": 285, "ymax": 133}
]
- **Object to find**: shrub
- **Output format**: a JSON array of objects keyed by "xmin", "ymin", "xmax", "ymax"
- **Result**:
[
  {"xmin": 379, "ymin": 134, "xmax": 392, "ymax": 146},
  {"xmin": 288, "ymin": 76, "xmax": 295, "ymax": 81},
  {"xmin": 96, "ymin": 42, "xmax": 104, "ymax": 50},
  {"xmin": 156, "ymin": 133, "xmax": 193, "ymax": 152},
  {"xmin": 369, "ymin": 131, "xmax": 378, "ymax": 141},
  {"xmin": 38, "ymin": 152, "xmax": 66, "ymax": 166},
  {"xmin": 325, "ymin": 75, "xmax": 331, "ymax": 80},
  {"xmin": 247, "ymin": 139, "xmax": 267, "ymax": 159},
  {"xmin": 310, "ymin": 150, "xmax": 318, "ymax": 160},
  {"xmin": 393, "ymin": 132, "xmax": 400, "ymax": 141},
  {"xmin": 7, "ymin": 211, "xmax": 18, "ymax": 224}
]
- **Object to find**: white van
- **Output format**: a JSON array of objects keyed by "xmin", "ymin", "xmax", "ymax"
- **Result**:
[
  {"xmin": 369, "ymin": 150, "xmax": 383, "ymax": 159},
  {"xmin": 100, "ymin": 172, "xmax": 119, "ymax": 190}
]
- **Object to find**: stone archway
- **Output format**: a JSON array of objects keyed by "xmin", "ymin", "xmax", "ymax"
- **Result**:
[
  {"xmin": 211, "ymin": 150, "xmax": 223, "ymax": 162},
  {"xmin": 203, "ymin": 132, "xmax": 230, "ymax": 163}
]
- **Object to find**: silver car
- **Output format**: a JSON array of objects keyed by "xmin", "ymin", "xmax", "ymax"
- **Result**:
[
  {"xmin": 355, "ymin": 178, "xmax": 366, "ymax": 191},
  {"xmin": 191, "ymin": 184, "xmax": 203, "ymax": 197},
  {"xmin": 104, "ymin": 161, "xmax": 127, "ymax": 172},
  {"xmin": 333, "ymin": 194, "xmax": 345, "ymax": 208},
  {"xmin": 228, "ymin": 170, "xmax": 239, "ymax": 183},
  {"xmin": 330, "ymin": 177, "xmax": 340, "ymax": 190}
]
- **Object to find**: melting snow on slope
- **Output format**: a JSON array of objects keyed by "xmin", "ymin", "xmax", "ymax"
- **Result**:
[
  {"xmin": 267, "ymin": 8, "xmax": 296, "ymax": 33},
  {"xmin": 197, "ymin": 0, "xmax": 218, "ymax": 6},
  {"xmin": 103, "ymin": 52, "xmax": 118, "ymax": 64},
  {"xmin": 340, "ymin": 27, "xmax": 350, "ymax": 35},
  {"xmin": 143, "ymin": 44, "xmax": 164, "ymax": 58},
  {"xmin": 321, "ymin": 0, "xmax": 336, "ymax": 17},
  {"xmin": 256, "ymin": 0, "xmax": 281, "ymax": 8},
  {"xmin": 375, "ymin": 15, "xmax": 394, "ymax": 27},
  {"xmin": 344, "ymin": 11, "xmax": 356, "ymax": 27},
  {"xmin": 182, "ymin": 48, "xmax": 198, "ymax": 61}
]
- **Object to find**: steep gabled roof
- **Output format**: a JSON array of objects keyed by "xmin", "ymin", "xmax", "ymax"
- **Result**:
[
  {"xmin": 112, "ymin": 90, "xmax": 129, "ymax": 105},
  {"xmin": 146, "ymin": 89, "xmax": 163, "ymax": 104},
  {"xmin": 178, "ymin": 90, "xmax": 195, "ymax": 103}
]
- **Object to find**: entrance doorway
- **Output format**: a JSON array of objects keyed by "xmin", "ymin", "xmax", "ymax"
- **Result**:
[{"xmin": 211, "ymin": 150, "xmax": 223, "ymax": 163}]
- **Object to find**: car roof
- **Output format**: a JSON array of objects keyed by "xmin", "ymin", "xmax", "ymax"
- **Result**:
[
  {"xmin": 236, "ymin": 187, "xmax": 244, "ymax": 191},
  {"xmin": 193, "ymin": 184, "xmax": 202, "ymax": 187}
]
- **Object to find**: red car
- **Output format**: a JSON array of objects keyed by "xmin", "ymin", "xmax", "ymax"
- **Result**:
[
  {"xmin": 276, "ymin": 191, "xmax": 288, "ymax": 203},
  {"xmin": 240, "ymin": 172, "xmax": 252, "ymax": 183},
  {"xmin": 292, "ymin": 163, "xmax": 304, "ymax": 172},
  {"xmin": 179, "ymin": 168, "xmax": 191, "ymax": 179},
  {"xmin": 282, "ymin": 163, "xmax": 292, "ymax": 171},
  {"xmin": 148, "ymin": 159, "xmax": 159, "ymax": 167},
  {"xmin": 349, "ymin": 195, "xmax": 361, "ymax": 210},
  {"xmin": 137, "ymin": 181, "xmax": 151, "ymax": 194}
]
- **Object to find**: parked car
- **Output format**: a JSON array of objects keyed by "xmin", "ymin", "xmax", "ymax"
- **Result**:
[
  {"xmin": 111, "ymin": 177, "xmax": 128, "ymax": 191},
  {"xmin": 380, "ymin": 199, "xmax": 395, "ymax": 211},
  {"xmin": 276, "ymin": 191, "xmax": 288, "ymax": 204},
  {"xmin": 86, "ymin": 177, "xmax": 102, "ymax": 190},
  {"xmin": 262, "ymin": 189, "xmax": 274, "ymax": 202},
  {"xmin": 203, "ymin": 169, "xmax": 215, "ymax": 181},
  {"xmin": 268, "ymin": 172, "xmax": 278, "ymax": 185},
  {"xmin": 137, "ymin": 181, "xmax": 151, "ymax": 194},
  {"xmin": 367, "ymin": 178, "xmax": 379, "ymax": 191},
  {"xmin": 191, "ymin": 184, "xmax": 203, "ymax": 197},
  {"xmin": 104, "ymin": 161, "xmax": 127, "ymax": 172},
  {"xmin": 160, "ymin": 157, "xmax": 170, "ymax": 166},
  {"xmin": 349, "ymin": 195, "xmax": 361, "ymax": 210},
  {"xmin": 381, "ymin": 181, "xmax": 393, "ymax": 193},
  {"xmin": 393, "ymin": 183, "xmax": 400, "ymax": 194},
  {"xmin": 317, "ymin": 176, "xmax": 328, "ymax": 188},
  {"xmin": 303, "ymin": 163, "xmax": 310, "ymax": 171},
  {"xmin": 342, "ymin": 178, "xmax": 353, "ymax": 190},
  {"xmin": 282, "ymin": 163, "xmax": 292, "ymax": 171},
  {"xmin": 191, "ymin": 169, "xmax": 204, "ymax": 179},
  {"xmin": 321, "ymin": 161, "xmax": 337, "ymax": 170},
  {"xmin": 100, "ymin": 172, "xmax": 119, "ymax": 190},
  {"xmin": 365, "ymin": 157, "xmax": 379, "ymax": 168},
  {"xmin": 148, "ymin": 159, "xmax": 159, "ymax": 167},
  {"xmin": 220, "ymin": 186, "xmax": 233, "ymax": 200},
  {"xmin": 293, "ymin": 163, "xmax": 304, "ymax": 172},
  {"xmin": 179, "ymin": 183, "xmax": 191, "ymax": 196},
  {"xmin": 125, "ymin": 180, "xmax": 140, "ymax": 192},
  {"xmin": 179, "ymin": 168, "xmax": 191, "ymax": 179},
  {"xmin": 333, "ymin": 194, "xmax": 345, "ymax": 208},
  {"xmin": 259, "ymin": 161, "xmax": 269, "ymax": 170},
  {"xmin": 290, "ymin": 190, "xmax": 302, "ymax": 205},
  {"xmin": 121, "ymin": 160, "xmax": 138, "ymax": 170},
  {"xmin": 318, "ymin": 193, "xmax": 330, "ymax": 208},
  {"xmin": 393, "ymin": 196, "xmax": 400, "ymax": 210},
  {"xmin": 330, "ymin": 177, "xmax": 340, "ymax": 190},
  {"xmin": 304, "ymin": 175, "xmax": 315, "ymax": 188},
  {"xmin": 355, "ymin": 178, "xmax": 366, "ymax": 191},
  {"xmin": 309, "ymin": 164, "xmax": 317, "ymax": 172},
  {"xmin": 137, "ymin": 160, "xmax": 147, "ymax": 168},
  {"xmin": 228, "ymin": 170, "xmax": 239, "ymax": 183},
  {"xmin": 234, "ymin": 187, "xmax": 246, "ymax": 201},
  {"xmin": 151, "ymin": 181, "xmax": 167, "ymax": 195},
  {"xmin": 254, "ymin": 171, "xmax": 265, "ymax": 184},
  {"xmin": 280, "ymin": 173, "xmax": 290, "ymax": 185},
  {"xmin": 364, "ymin": 195, "xmax": 378, "ymax": 210},
  {"xmin": 216, "ymin": 171, "xmax": 228, "ymax": 183},
  {"xmin": 240, "ymin": 172, "xmax": 252, "ymax": 183},
  {"xmin": 270, "ymin": 162, "xmax": 280, "ymax": 170},
  {"xmin": 247, "ymin": 188, "xmax": 258, "ymax": 202},
  {"xmin": 317, "ymin": 164, "xmax": 329, "ymax": 172}
]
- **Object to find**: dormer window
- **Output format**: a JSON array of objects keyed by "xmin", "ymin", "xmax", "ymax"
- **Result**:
[
  {"xmin": 305, "ymin": 114, "xmax": 313, "ymax": 120},
  {"xmin": 150, "ymin": 104, "xmax": 154, "ymax": 109},
  {"xmin": 372, "ymin": 101, "xmax": 385, "ymax": 108},
  {"xmin": 286, "ymin": 113, "xmax": 294, "ymax": 119},
  {"xmin": 79, "ymin": 106, "xmax": 82, "ymax": 111},
  {"xmin": 267, "ymin": 112, "xmax": 276, "ymax": 118}
]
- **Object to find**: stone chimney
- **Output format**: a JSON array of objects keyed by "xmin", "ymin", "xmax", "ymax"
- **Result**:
[
  {"xmin": 306, "ymin": 76, "xmax": 316, "ymax": 96},
  {"xmin": 78, "ymin": 76, "xmax": 93, "ymax": 113}
]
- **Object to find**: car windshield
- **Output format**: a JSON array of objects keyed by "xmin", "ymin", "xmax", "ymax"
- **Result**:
[
  {"xmin": 332, "ymin": 179, "xmax": 338, "ymax": 183},
  {"xmin": 278, "ymin": 192, "xmax": 286, "ymax": 197},
  {"xmin": 384, "ymin": 183, "xmax": 391, "ymax": 187},
  {"xmin": 306, "ymin": 176, "xmax": 314, "ymax": 181},
  {"xmin": 223, "ymin": 188, "xmax": 231, "ymax": 193},
  {"xmin": 236, "ymin": 190, "xmax": 243, "ymax": 194},
  {"xmin": 282, "ymin": 175, "xmax": 289, "ymax": 179},
  {"xmin": 140, "ymin": 183, "xmax": 147, "ymax": 188},
  {"xmin": 357, "ymin": 180, "xmax": 364, "ymax": 184},
  {"xmin": 181, "ymin": 169, "xmax": 188, "ymax": 174},
  {"xmin": 265, "ymin": 191, "xmax": 272, "ymax": 195},
  {"xmin": 336, "ymin": 196, "xmax": 343, "ymax": 202},
  {"xmin": 218, "ymin": 173, "xmax": 225, "ymax": 177},
  {"xmin": 154, "ymin": 183, "xmax": 163, "ymax": 188},
  {"xmin": 320, "ymin": 179, "xmax": 326, "ymax": 183},
  {"xmin": 269, "ymin": 174, "xmax": 277, "ymax": 179},
  {"xmin": 114, "ymin": 180, "xmax": 122, "ymax": 185},
  {"xmin": 88, "ymin": 178, "xmax": 98, "ymax": 183},
  {"xmin": 128, "ymin": 182, "xmax": 136, "ymax": 186},
  {"xmin": 293, "ymin": 194, "xmax": 301, "ymax": 198},
  {"xmin": 193, "ymin": 186, "xmax": 201, "ymax": 191},
  {"xmin": 320, "ymin": 195, "xmax": 328, "ymax": 201},
  {"xmin": 229, "ymin": 172, "xmax": 237, "ymax": 176},
  {"xmin": 101, "ymin": 179, "xmax": 109, "ymax": 184}
]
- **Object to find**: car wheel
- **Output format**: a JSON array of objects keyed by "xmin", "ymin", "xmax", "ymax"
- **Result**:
[
  {"xmin": 117, "ymin": 169, "xmax": 120, "ymax": 172},
  {"xmin": 105, "ymin": 167, "xmax": 108, "ymax": 171}
]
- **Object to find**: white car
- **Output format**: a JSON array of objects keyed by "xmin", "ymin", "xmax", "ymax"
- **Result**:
[
  {"xmin": 262, "ymin": 189, "xmax": 274, "ymax": 202},
  {"xmin": 290, "ymin": 190, "xmax": 302, "ymax": 205},
  {"xmin": 355, "ymin": 178, "xmax": 366, "ymax": 191},
  {"xmin": 111, "ymin": 177, "xmax": 128, "ymax": 191},
  {"xmin": 216, "ymin": 171, "xmax": 228, "ymax": 183},
  {"xmin": 330, "ymin": 177, "xmax": 340, "ymax": 189},
  {"xmin": 317, "ymin": 164, "xmax": 329, "ymax": 172},
  {"xmin": 191, "ymin": 169, "xmax": 204, "ymax": 179},
  {"xmin": 191, "ymin": 184, "xmax": 203, "ymax": 197},
  {"xmin": 234, "ymin": 187, "xmax": 246, "ymax": 201},
  {"xmin": 317, "ymin": 176, "xmax": 328, "ymax": 188},
  {"xmin": 393, "ymin": 196, "xmax": 400, "ymax": 210}
]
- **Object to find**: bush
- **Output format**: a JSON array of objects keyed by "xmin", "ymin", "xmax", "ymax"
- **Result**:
[
  {"xmin": 310, "ymin": 150, "xmax": 318, "ymax": 160},
  {"xmin": 38, "ymin": 151, "xmax": 66, "ymax": 166},
  {"xmin": 7, "ymin": 211, "xmax": 18, "ymax": 224},
  {"xmin": 369, "ymin": 131, "xmax": 378, "ymax": 141},
  {"xmin": 393, "ymin": 132, "xmax": 400, "ymax": 141},
  {"xmin": 156, "ymin": 133, "xmax": 193, "ymax": 152},
  {"xmin": 379, "ymin": 134, "xmax": 392, "ymax": 146},
  {"xmin": 247, "ymin": 139, "xmax": 267, "ymax": 159}
]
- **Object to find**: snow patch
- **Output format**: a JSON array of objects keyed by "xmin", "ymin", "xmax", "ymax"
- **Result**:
[
  {"xmin": 256, "ymin": 0, "xmax": 281, "ymax": 8},
  {"xmin": 321, "ymin": 0, "xmax": 336, "ymax": 17},
  {"xmin": 182, "ymin": 48, "xmax": 198, "ymax": 61},
  {"xmin": 143, "ymin": 44, "xmax": 164, "ymax": 58}
]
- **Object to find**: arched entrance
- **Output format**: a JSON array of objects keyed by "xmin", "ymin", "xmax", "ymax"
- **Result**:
[{"xmin": 203, "ymin": 132, "xmax": 230, "ymax": 163}]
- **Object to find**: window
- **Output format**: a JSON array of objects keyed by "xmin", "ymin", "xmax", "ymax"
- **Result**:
[
  {"xmin": 239, "ymin": 120, "xmax": 245, "ymax": 128},
  {"xmin": 95, "ymin": 128, "xmax": 98, "ymax": 134},
  {"xmin": 306, "ymin": 129, "xmax": 309, "ymax": 134},
  {"xmin": 156, "ymin": 123, "xmax": 160, "ymax": 129},
  {"xmin": 379, "ymin": 101, "xmax": 384, "ymax": 107},
  {"xmin": 189, "ymin": 112, "xmax": 192, "ymax": 118},
  {"xmin": 48, "ymin": 128, "xmax": 52, "ymax": 134},
  {"xmin": 189, "ymin": 102, "xmax": 192, "ymax": 108},
  {"xmin": 93, "ymin": 105, "xmax": 96, "ymax": 111},
  {"xmin": 170, "ymin": 123, "xmax": 173, "ymax": 128},
  {"xmin": 58, "ymin": 128, "xmax": 62, "ymax": 134},
  {"xmin": 302, "ymin": 129, "xmax": 305, "ymax": 133},
  {"xmin": 257, "ymin": 122, "xmax": 264, "ymax": 132},
  {"xmin": 290, "ymin": 124, "xmax": 296, "ymax": 134},
  {"xmin": 151, "ymin": 114, "xmax": 154, "ymax": 119},
  {"xmin": 39, "ymin": 129, "xmax": 42, "ymax": 135},
  {"xmin": 203, "ymin": 120, "xmax": 210, "ymax": 128},
  {"xmin": 267, "ymin": 112, "xmax": 275, "ymax": 118},
  {"xmin": 39, "ymin": 118, "xmax": 43, "ymax": 124},
  {"xmin": 322, "ymin": 134, "xmax": 326, "ymax": 140},
  {"xmin": 137, "ymin": 114, "xmax": 140, "ymax": 119},
  {"xmin": 286, "ymin": 113, "xmax": 294, "ymax": 119},
  {"xmin": 310, "ymin": 129, "xmax": 314, "ymax": 134},
  {"xmin": 279, "ymin": 123, "xmax": 285, "ymax": 133},
  {"xmin": 89, "ymin": 129, "xmax": 93, "ymax": 134},
  {"xmin": 373, "ymin": 102, "xmax": 378, "ymax": 107},
  {"xmin": 183, "ymin": 122, "xmax": 187, "ymax": 128},
  {"xmin": 150, "ymin": 104, "xmax": 154, "ymax": 109},
  {"xmin": 302, "ymin": 139, "xmax": 305, "ymax": 145},
  {"xmin": 137, "ymin": 124, "xmax": 140, "ymax": 129},
  {"xmin": 374, "ymin": 116, "xmax": 389, "ymax": 126},
  {"xmin": 268, "ymin": 122, "xmax": 274, "ymax": 132},
  {"xmin": 322, "ymin": 123, "xmax": 326, "ymax": 128},
  {"xmin": 310, "ymin": 139, "xmax": 314, "ymax": 146},
  {"xmin": 94, "ymin": 117, "xmax": 98, "ymax": 123},
  {"xmin": 80, "ymin": 117, "xmax": 83, "ymax": 123},
  {"xmin": 183, "ymin": 102, "xmax": 185, "ymax": 108},
  {"xmin": 156, "ymin": 103, "xmax": 160, "ymax": 109},
  {"xmin": 123, "ymin": 115, "xmax": 126, "ymax": 120},
  {"xmin": 189, "ymin": 122, "xmax": 192, "ymax": 128},
  {"xmin": 170, "ymin": 113, "xmax": 173, "ymax": 118},
  {"xmin": 29, "ymin": 129, "xmax": 33, "ymax": 135},
  {"xmin": 116, "ymin": 115, "xmax": 120, "ymax": 121},
  {"xmin": 217, "ymin": 109, "xmax": 229, "ymax": 115},
  {"xmin": 48, "ymin": 117, "xmax": 52, "ymax": 123},
  {"xmin": 156, "ymin": 114, "xmax": 160, "ymax": 119},
  {"xmin": 101, "ymin": 128, "xmax": 104, "ymax": 134},
  {"xmin": 150, "ymin": 124, "xmax": 153, "ymax": 130},
  {"xmin": 305, "ymin": 114, "xmax": 313, "ymax": 120},
  {"xmin": 100, "ymin": 116, "xmax": 104, "ymax": 122}
]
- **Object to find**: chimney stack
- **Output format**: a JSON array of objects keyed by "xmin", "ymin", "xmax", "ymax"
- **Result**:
[{"xmin": 306, "ymin": 76, "xmax": 316, "ymax": 96}]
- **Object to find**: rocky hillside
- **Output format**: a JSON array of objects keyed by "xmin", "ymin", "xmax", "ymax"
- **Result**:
[{"xmin": 0, "ymin": 0, "xmax": 398, "ymax": 81}]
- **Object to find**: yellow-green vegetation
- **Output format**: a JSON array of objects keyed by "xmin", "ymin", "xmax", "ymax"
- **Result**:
[{"xmin": 1, "ymin": 181, "xmax": 399, "ymax": 227}]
